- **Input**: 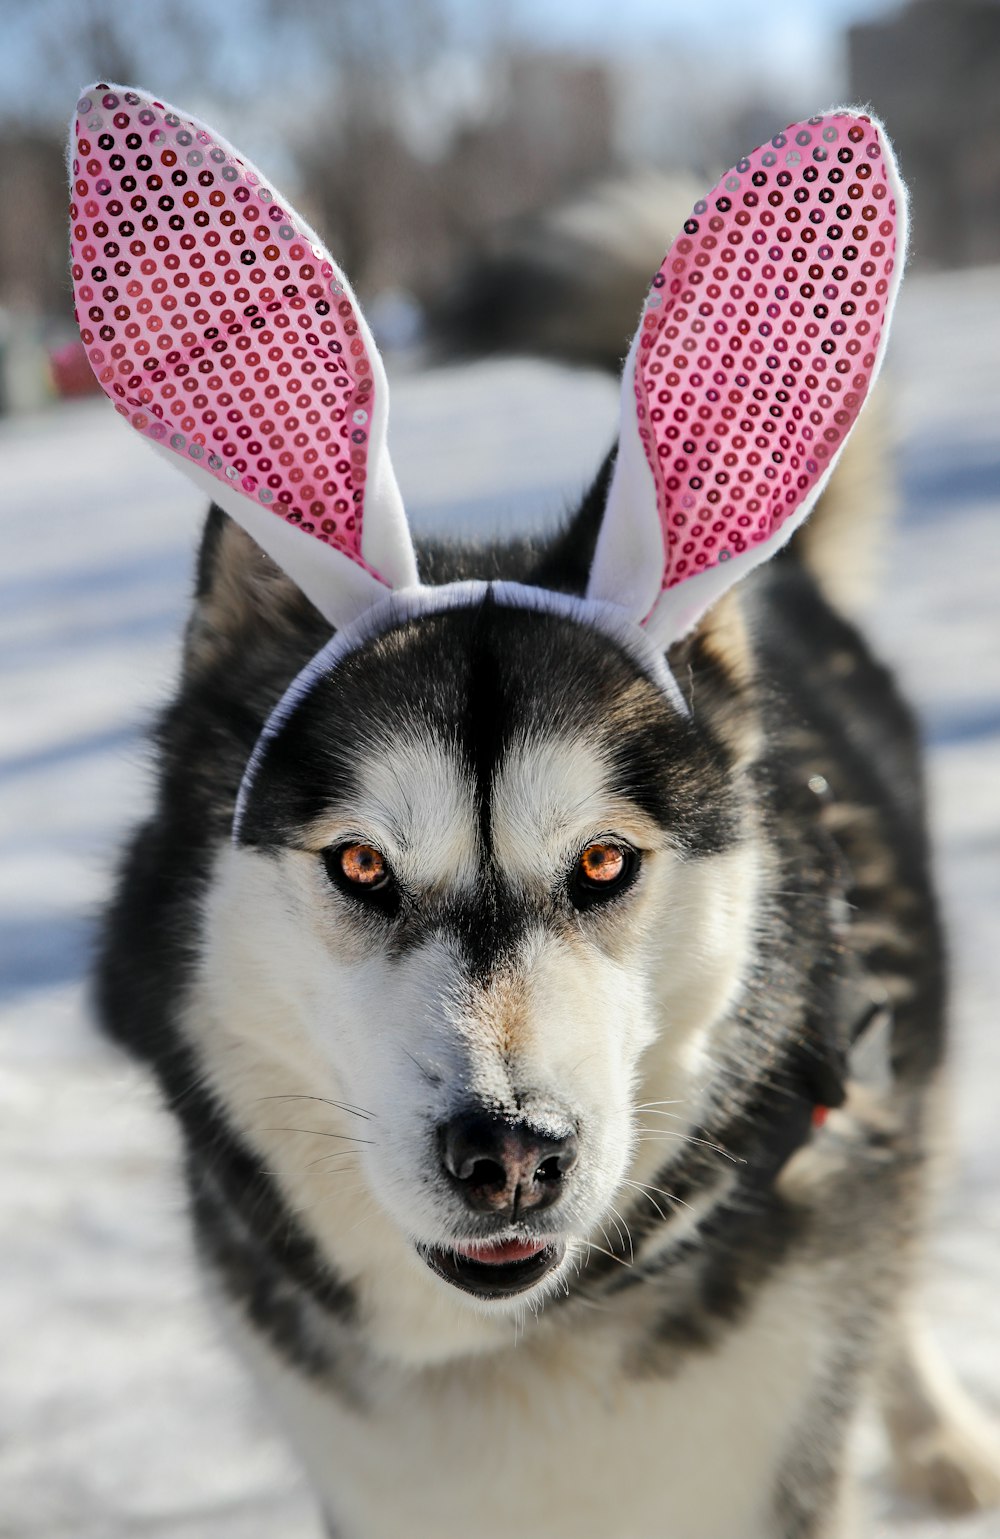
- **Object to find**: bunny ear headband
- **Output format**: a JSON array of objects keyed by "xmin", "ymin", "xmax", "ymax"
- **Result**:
[{"xmin": 70, "ymin": 85, "xmax": 907, "ymax": 834}]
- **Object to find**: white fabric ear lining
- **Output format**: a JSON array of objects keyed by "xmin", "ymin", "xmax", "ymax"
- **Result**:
[{"xmin": 148, "ymin": 441, "xmax": 392, "ymax": 628}]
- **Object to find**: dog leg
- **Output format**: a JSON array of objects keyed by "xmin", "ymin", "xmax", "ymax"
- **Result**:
[
  {"xmin": 772, "ymin": 1400, "xmax": 866, "ymax": 1539},
  {"xmin": 880, "ymin": 1309, "xmax": 1000, "ymax": 1512}
]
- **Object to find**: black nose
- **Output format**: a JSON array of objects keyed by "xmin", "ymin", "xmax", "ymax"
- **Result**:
[{"xmin": 440, "ymin": 1110, "xmax": 579, "ymax": 1216}]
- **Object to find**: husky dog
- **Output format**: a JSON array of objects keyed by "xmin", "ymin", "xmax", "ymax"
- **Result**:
[{"xmin": 71, "ymin": 85, "xmax": 1000, "ymax": 1536}]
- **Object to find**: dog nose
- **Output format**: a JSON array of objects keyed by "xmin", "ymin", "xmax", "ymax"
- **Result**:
[{"xmin": 440, "ymin": 1110, "xmax": 579, "ymax": 1216}]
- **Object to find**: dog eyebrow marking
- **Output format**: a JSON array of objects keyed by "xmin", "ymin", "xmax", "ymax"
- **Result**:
[
  {"xmin": 491, "ymin": 735, "xmax": 664, "ymax": 880},
  {"xmin": 491, "ymin": 736, "xmax": 613, "ymax": 874},
  {"xmin": 346, "ymin": 732, "xmax": 480, "ymax": 892}
]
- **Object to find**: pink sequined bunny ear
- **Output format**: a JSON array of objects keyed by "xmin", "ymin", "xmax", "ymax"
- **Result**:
[
  {"xmin": 587, "ymin": 111, "xmax": 908, "ymax": 646},
  {"xmin": 69, "ymin": 84, "xmax": 417, "ymax": 628}
]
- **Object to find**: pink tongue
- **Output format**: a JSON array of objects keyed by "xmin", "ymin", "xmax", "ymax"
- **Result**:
[{"xmin": 454, "ymin": 1238, "xmax": 546, "ymax": 1265}]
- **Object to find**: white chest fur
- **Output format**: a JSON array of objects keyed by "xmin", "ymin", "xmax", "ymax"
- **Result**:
[{"xmin": 225, "ymin": 1261, "xmax": 825, "ymax": 1539}]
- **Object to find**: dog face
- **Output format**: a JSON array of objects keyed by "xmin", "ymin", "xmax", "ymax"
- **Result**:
[{"xmin": 196, "ymin": 600, "xmax": 753, "ymax": 1307}]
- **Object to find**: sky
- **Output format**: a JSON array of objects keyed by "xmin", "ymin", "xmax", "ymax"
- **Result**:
[
  {"xmin": 508, "ymin": 0, "xmax": 901, "ymax": 57},
  {"xmin": 0, "ymin": 0, "xmax": 905, "ymax": 126}
]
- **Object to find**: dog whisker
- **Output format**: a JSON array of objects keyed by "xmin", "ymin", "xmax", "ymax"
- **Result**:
[
  {"xmin": 399, "ymin": 1045, "xmax": 443, "ymax": 1087},
  {"xmin": 584, "ymin": 1239, "xmax": 633, "ymax": 1271},
  {"xmin": 260, "ymin": 1165, "xmax": 362, "ymax": 1183},
  {"xmin": 260, "ymin": 1151, "xmax": 363, "ymax": 1172},
  {"xmin": 260, "ymin": 1125, "xmax": 377, "ymax": 1145},
  {"xmin": 620, "ymin": 1176, "xmax": 691, "ymax": 1221},
  {"xmin": 635, "ymin": 1126, "xmax": 743, "ymax": 1163},
  {"xmin": 304, "ymin": 1150, "xmax": 366, "ymax": 1171},
  {"xmin": 606, "ymin": 1202, "xmax": 635, "ymax": 1263},
  {"xmin": 254, "ymin": 1093, "xmax": 376, "ymax": 1120},
  {"xmin": 624, "ymin": 1185, "xmax": 667, "ymax": 1223},
  {"xmin": 338, "ymin": 1199, "xmax": 380, "ymax": 1241}
]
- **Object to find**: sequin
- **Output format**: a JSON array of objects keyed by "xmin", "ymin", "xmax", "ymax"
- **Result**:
[
  {"xmin": 69, "ymin": 83, "xmax": 382, "ymax": 569},
  {"xmin": 632, "ymin": 112, "xmax": 899, "ymax": 591}
]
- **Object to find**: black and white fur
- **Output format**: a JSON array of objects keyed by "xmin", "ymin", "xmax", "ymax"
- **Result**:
[{"xmin": 92, "ymin": 143, "xmax": 1000, "ymax": 1539}]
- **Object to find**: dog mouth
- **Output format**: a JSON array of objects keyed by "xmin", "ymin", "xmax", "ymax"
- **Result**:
[{"xmin": 421, "ymin": 1237, "xmax": 566, "ymax": 1299}]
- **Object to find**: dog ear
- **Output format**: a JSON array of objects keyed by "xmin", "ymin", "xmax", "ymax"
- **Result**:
[
  {"xmin": 586, "ymin": 111, "xmax": 908, "ymax": 647},
  {"xmin": 69, "ymin": 83, "xmax": 418, "ymax": 631},
  {"xmin": 182, "ymin": 506, "xmax": 327, "ymax": 674}
]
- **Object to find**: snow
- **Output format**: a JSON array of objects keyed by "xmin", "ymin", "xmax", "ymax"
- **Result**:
[{"xmin": 1, "ymin": 269, "xmax": 998, "ymax": 1536}]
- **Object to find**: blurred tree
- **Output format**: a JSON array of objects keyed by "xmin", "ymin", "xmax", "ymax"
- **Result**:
[
  {"xmin": 0, "ymin": 0, "xmax": 262, "ymax": 120},
  {"xmin": 0, "ymin": 0, "xmax": 255, "ymax": 318},
  {"xmin": 268, "ymin": 0, "xmax": 456, "ymax": 284}
]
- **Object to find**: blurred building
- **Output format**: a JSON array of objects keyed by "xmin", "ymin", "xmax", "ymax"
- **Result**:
[
  {"xmin": 0, "ymin": 132, "xmax": 69, "ymax": 318},
  {"xmin": 848, "ymin": 0, "xmax": 1000, "ymax": 267}
]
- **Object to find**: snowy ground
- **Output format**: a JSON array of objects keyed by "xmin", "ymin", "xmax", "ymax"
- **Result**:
[{"xmin": 1, "ymin": 268, "xmax": 998, "ymax": 1537}]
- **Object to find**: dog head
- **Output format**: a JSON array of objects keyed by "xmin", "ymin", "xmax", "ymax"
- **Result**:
[
  {"xmin": 214, "ymin": 588, "xmax": 755, "ymax": 1304},
  {"xmin": 71, "ymin": 88, "xmax": 906, "ymax": 1317}
]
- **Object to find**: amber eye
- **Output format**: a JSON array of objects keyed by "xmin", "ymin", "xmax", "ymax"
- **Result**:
[
  {"xmin": 323, "ymin": 841, "xmax": 400, "ymax": 917},
  {"xmin": 322, "ymin": 841, "xmax": 400, "ymax": 917},
  {"xmin": 339, "ymin": 843, "xmax": 388, "ymax": 887},
  {"xmin": 579, "ymin": 843, "xmax": 626, "ymax": 884},
  {"xmin": 570, "ymin": 841, "xmax": 638, "ymax": 911}
]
